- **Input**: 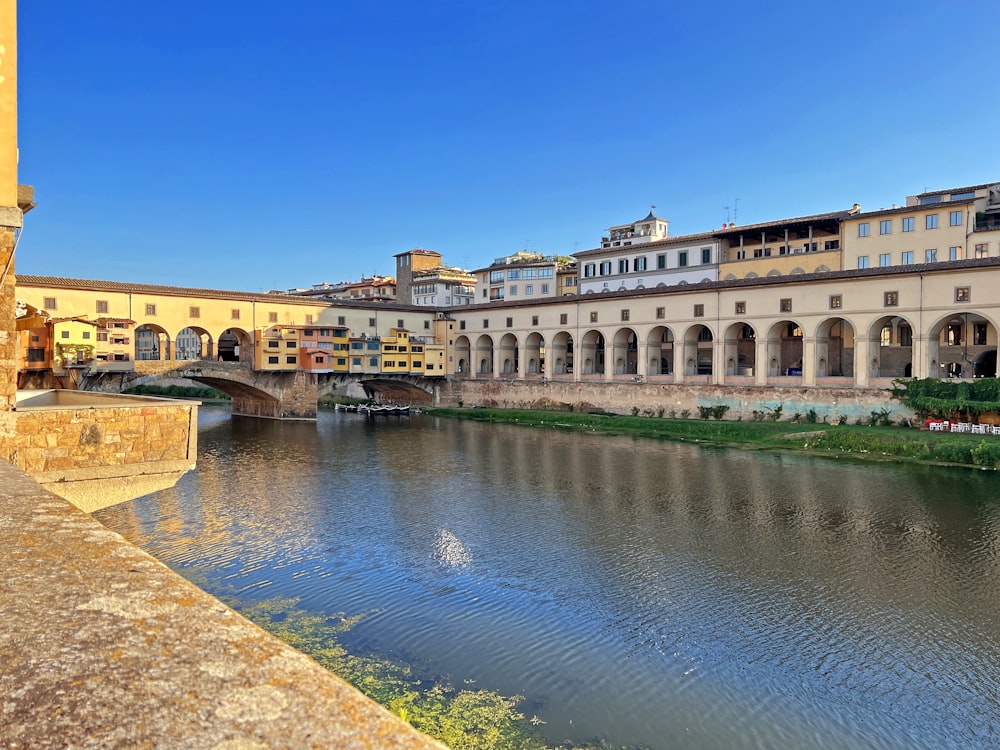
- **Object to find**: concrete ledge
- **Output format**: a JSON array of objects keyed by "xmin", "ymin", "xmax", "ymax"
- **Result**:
[{"xmin": 0, "ymin": 461, "xmax": 444, "ymax": 749}]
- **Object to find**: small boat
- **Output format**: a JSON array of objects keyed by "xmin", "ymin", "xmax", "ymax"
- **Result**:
[
  {"xmin": 334, "ymin": 403, "xmax": 359, "ymax": 412},
  {"xmin": 359, "ymin": 404, "xmax": 410, "ymax": 416}
]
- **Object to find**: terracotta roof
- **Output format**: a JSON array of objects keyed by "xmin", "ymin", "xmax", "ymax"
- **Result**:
[
  {"xmin": 711, "ymin": 209, "xmax": 851, "ymax": 236},
  {"xmin": 16, "ymin": 275, "xmax": 321, "ymax": 304},
  {"xmin": 93, "ymin": 317, "xmax": 136, "ymax": 326},
  {"xmin": 850, "ymin": 197, "xmax": 976, "ymax": 220},
  {"xmin": 915, "ymin": 182, "xmax": 996, "ymax": 198}
]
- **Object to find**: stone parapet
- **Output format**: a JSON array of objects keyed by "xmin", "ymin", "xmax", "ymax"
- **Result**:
[{"xmin": 0, "ymin": 460, "xmax": 444, "ymax": 749}]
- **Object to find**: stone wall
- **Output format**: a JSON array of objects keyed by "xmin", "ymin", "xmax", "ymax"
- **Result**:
[
  {"xmin": 444, "ymin": 378, "xmax": 911, "ymax": 423},
  {"xmin": 1, "ymin": 227, "xmax": 15, "ymax": 412}
]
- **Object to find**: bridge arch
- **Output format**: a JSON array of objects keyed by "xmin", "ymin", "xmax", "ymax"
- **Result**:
[
  {"xmin": 454, "ymin": 335, "xmax": 472, "ymax": 375},
  {"xmin": 219, "ymin": 328, "xmax": 251, "ymax": 362},
  {"xmin": 135, "ymin": 323, "xmax": 172, "ymax": 361},
  {"xmin": 175, "ymin": 326, "xmax": 214, "ymax": 361},
  {"xmin": 813, "ymin": 317, "xmax": 854, "ymax": 378}
]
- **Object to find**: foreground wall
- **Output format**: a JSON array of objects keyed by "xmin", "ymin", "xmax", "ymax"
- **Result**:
[
  {"xmin": 445, "ymin": 378, "xmax": 911, "ymax": 423},
  {"xmin": 0, "ymin": 393, "xmax": 199, "ymax": 511},
  {"xmin": 0, "ymin": 461, "xmax": 444, "ymax": 749}
]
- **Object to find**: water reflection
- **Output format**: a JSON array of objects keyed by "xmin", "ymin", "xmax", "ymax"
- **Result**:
[{"xmin": 96, "ymin": 409, "xmax": 1000, "ymax": 749}]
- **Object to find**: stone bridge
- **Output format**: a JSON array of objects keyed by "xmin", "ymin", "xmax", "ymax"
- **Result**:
[{"xmin": 82, "ymin": 361, "xmax": 441, "ymax": 420}]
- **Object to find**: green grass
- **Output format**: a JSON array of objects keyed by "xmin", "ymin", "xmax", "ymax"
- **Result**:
[{"xmin": 424, "ymin": 408, "xmax": 1000, "ymax": 469}]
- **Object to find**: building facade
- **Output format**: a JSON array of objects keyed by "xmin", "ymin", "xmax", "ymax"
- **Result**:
[{"xmin": 473, "ymin": 251, "xmax": 575, "ymax": 304}]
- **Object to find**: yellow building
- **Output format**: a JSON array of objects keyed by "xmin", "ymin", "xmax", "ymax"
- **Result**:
[
  {"xmin": 380, "ymin": 328, "xmax": 412, "ymax": 374},
  {"xmin": 254, "ymin": 326, "xmax": 301, "ymax": 371},
  {"xmin": 92, "ymin": 317, "xmax": 135, "ymax": 371},
  {"xmin": 50, "ymin": 318, "xmax": 100, "ymax": 374}
]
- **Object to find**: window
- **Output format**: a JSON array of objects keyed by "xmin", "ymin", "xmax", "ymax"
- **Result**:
[
  {"xmin": 506, "ymin": 317, "xmax": 513, "ymax": 328},
  {"xmin": 267, "ymin": 340, "xmax": 279, "ymax": 349},
  {"xmin": 268, "ymin": 312, "xmax": 278, "ymax": 323},
  {"xmin": 701, "ymin": 247, "xmax": 712, "ymax": 264},
  {"xmin": 678, "ymin": 251, "xmax": 688, "ymax": 267},
  {"xmin": 525, "ymin": 284, "xmax": 533, "ymax": 295},
  {"xmin": 858, "ymin": 256, "xmax": 870, "ymax": 269},
  {"xmin": 880, "ymin": 326, "xmax": 891, "ymax": 347},
  {"xmin": 286, "ymin": 356, "xmax": 297, "ymax": 365},
  {"xmin": 780, "ymin": 298, "xmax": 792, "ymax": 313},
  {"xmin": 538, "ymin": 267, "xmax": 553, "ymax": 278},
  {"xmin": 599, "ymin": 261, "xmax": 612, "ymax": 276},
  {"xmin": 949, "ymin": 246, "xmax": 960, "ymax": 261},
  {"xmin": 884, "ymin": 291, "xmax": 899, "ymax": 307},
  {"xmin": 902, "ymin": 217, "xmax": 914, "ymax": 232},
  {"xmin": 43, "ymin": 297, "xmax": 56, "ymax": 309},
  {"xmin": 974, "ymin": 323, "xmax": 987, "ymax": 346},
  {"xmin": 901, "ymin": 251, "xmax": 914, "ymax": 265},
  {"xmin": 879, "ymin": 253, "xmax": 891, "ymax": 267},
  {"xmin": 540, "ymin": 283, "xmax": 549, "ymax": 294},
  {"xmin": 657, "ymin": 254, "xmax": 666, "ymax": 269},
  {"xmin": 369, "ymin": 317, "xmax": 377, "ymax": 327},
  {"xmin": 286, "ymin": 340, "xmax": 296, "ymax": 348},
  {"xmin": 560, "ymin": 313, "xmax": 568, "ymax": 325},
  {"xmin": 618, "ymin": 259, "xmax": 629, "ymax": 274},
  {"xmin": 60, "ymin": 330, "xmax": 69, "ymax": 339},
  {"xmin": 899, "ymin": 325, "xmax": 912, "ymax": 347},
  {"xmin": 949, "ymin": 210, "xmax": 963, "ymax": 227},
  {"xmin": 460, "ymin": 320, "xmax": 466, "ymax": 330},
  {"xmin": 829, "ymin": 294, "xmax": 842, "ymax": 310},
  {"xmin": 509, "ymin": 285, "xmax": 518, "ymax": 296},
  {"xmin": 858, "ymin": 222, "xmax": 870, "ymax": 237},
  {"xmin": 231, "ymin": 309, "xmax": 241, "ymax": 320},
  {"xmin": 955, "ymin": 286, "xmax": 971, "ymax": 303},
  {"xmin": 397, "ymin": 319, "xmax": 404, "ymax": 328},
  {"xmin": 96, "ymin": 300, "xmax": 109, "ymax": 314},
  {"xmin": 531, "ymin": 316, "xmax": 539, "ymax": 326},
  {"xmin": 925, "ymin": 249, "xmax": 937, "ymax": 263},
  {"xmin": 824, "ymin": 240, "xmax": 840, "ymax": 251},
  {"xmin": 268, "ymin": 356, "xmax": 279, "ymax": 364},
  {"xmin": 590, "ymin": 311, "xmax": 598, "ymax": 323},
  {"xmin": 880, "ymin": 220, "xmax": 892, "ymax": 235},
  {"xmin": 635, "ymin": 257, "xmax": 647, "ymax": 272},
  {"xmin": 482, "ymin": 319, "xmax": 489, "ymax": 328},
  {"xmin": 656, "ymin": 307, "xmax": 665, "ymax": 319},
  {"xmin": 523, "ymin": 268, "xmax": 537, "ymax": 279},
  {"xmin": 146, "ymin": 304, "xmax": 157, "ymax": 316},
  {"xmin": 735, "ymin": 301, "xmax": 746, "ymax": 315},
  {"xmin": 926, "ymin": 214, "xmax": 938, "ymax": 230},
  {"xmin": 976, "ymin": 243, "xmax": 988, "ymax": 258},
  {"xmin": 584, "ymin": 263, "xmax": 596, "ymax": 278},
  {"xmin": 82, "ymin": 331, "xmax": 91, "ymax": 340},
  {"xmin": 490, "ymin": 270, "xmax": 504, "ymax": 283},
  {"xmin": 507, "ymin": 269, "xmax": 520, "ymax": 280},
  {"xmin": 369, "ymin": 357, "xmax": 378, "ymax": 367},
  {"xmin": 693, "ymin": 304, "xmax": 704, "ymax": 318},
  {"xmin": 621, "ymin": 309, "xmax": 630, "ymax": 322}
]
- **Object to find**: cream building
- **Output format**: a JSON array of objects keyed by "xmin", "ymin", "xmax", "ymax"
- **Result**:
[{"xmin": 473, "ymin": 251, "xmax": 574, "ymax": 303}]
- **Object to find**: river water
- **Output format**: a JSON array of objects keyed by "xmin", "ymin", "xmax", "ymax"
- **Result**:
[{"xmin": 95, "ymin": 408, "xmax": 1000, "ymax": 749}]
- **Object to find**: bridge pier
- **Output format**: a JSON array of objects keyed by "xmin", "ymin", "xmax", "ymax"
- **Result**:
[{"xmin": 231, "ymin": 370, "xmax": 317, "ymax": 420}]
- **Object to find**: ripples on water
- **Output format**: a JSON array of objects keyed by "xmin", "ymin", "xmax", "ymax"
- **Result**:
[{"xmin": 96, "ymin": 408, "xmax": 1000, "ymax": 749}]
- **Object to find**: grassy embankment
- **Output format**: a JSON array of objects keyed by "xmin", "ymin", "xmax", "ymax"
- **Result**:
[{"xmin": 424, "ymin": 407, "xmax": 1000, "ymax": 469}]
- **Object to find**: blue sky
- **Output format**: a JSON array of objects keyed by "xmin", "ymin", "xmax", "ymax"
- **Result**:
[{"xmin": 15, "ymin": 0, "xmax": 1000, "ymax": 292}]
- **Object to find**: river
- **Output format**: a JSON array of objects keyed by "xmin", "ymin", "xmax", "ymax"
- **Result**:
[{"xmin": 94, "ymin": 408, "xmax": 1000, "ymax": 749}]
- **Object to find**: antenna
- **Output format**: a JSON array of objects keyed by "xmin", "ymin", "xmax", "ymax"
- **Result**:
[
  {"xmin": 734, "ymin": 198, "xmax": 740, "ymax": 224},
  {"xmin": 723, "ymin": 205, "xmax": 731, "ymax": 224}
]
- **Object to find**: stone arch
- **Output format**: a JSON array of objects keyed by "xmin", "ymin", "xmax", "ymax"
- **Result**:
[
  {"xmin": 525, "ymin": 331, "xmax": 544, "ymax": 374},
  {"xmin": 815, "ymin": 264, "xmax": 831, "ymax": 273},
  {"xmin": 813, "ymin": 317, "xmax": 855, "ymax": 378},
  {"xmin": 218, "ymin": 328, "xmax": 251, "ymax": 362},
  {"xmin": 499, "ymin": 333, "xmax": 518, "ymax": 374},
  {"xmin": 766, "ymin": 320, "xmax": 803, "ymax": 377},
  {"xmin": 550, "ymin": 331, "xmax": 574, "ymax": 375},
  {"xmin": 723, "ymin": 322, "xmax": 756, "ymax": 377},
  {"xmin": 645, "ymin": 326, "xmax": 674, "ymax": 375},
  {"xmin": 926, "ymin": 310, "xmax": 999, "ymax": 379},
  {"xmin": 790, "ymin": 267, "xmax": 805, "ymax": 275},
  {"xmin": 454, "ymin": 335, "xmax": 472, "ymax": 374},
  {"xmin": 580, "ymin": 329, "xmax": 606, "ymax": 375},
  {"xmin": 135, "ymin": 323, "xmax": 172, "ymax": 361},
  {"xmin": 612, "ymin": 327, "xmax": 639, "ymax": 375},
  {"xmin": 723, "ymin": 273, "xmax": 738, "ymax": 281},
  {"xmin": 868, "ymin": 314, "xmax": 914, "ymax": 379},
  {"xmin": 766, "ymin": 269, "xmax": 782, "ymax": 277},
  {"xmin": 175, "ymin": 325, "xmax": 213, "ymax": 361},
  {"xmin": 745, "ymin": 271, "xmax": 759, "ymax": 279},
  {"xmin": 683, "ymin": 323, "xmax": 714, "ymax": 376},
  {"xmin": 475, "ymin": 334, "xmax": 494, "ymax": 375}
]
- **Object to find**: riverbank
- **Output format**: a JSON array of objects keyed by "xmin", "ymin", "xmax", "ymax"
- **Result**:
[{"xmin": 425, "ymin": 407, "xmax": 1000, "ymax": 469}]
